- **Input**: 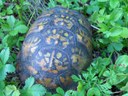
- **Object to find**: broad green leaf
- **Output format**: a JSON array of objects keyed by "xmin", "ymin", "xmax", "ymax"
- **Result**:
[
  {"xmin": 56, "ymin": 87, "xmax": 64, "ymax": 95},
  {"xmin": 0, "ymin": 64, "xmax": 15, "ymax": 80},
  {"xmin": 30, "ymin": 84, "xmax": 46, "ymax": 96},
  {"xmin": 110, "ymin": 0, "xmax": 119, "ymax": 9},
  {"xmin": 81, "ymin": 0, "xmax": 88, "ymax": 3},
  {"xmin": 107, "ymin": 43, "xmax": 123, "ymax": 52},
  {"xmin": 98, "ymin": 0, "xmax": 108, "ymax": 2},
  {"xmin": 23, "ymin": 77, "xmax": 35, "ymax": 89},
  {"xmin": 0, "ymin": 81, "xmax": 5, "ymax": 90},
  {"xmin": 14, "ymin": 25, "xmax": 28, "ymax": 33},
  {"xmin": 0, "ymin": 91, "xmax": 4, "ymax": 96},
  {"xmin": 110, "ymin": 9, "xmax": 123, "ymax": 22},
  {"xmin": 87, "ymin": 87, "xmax": 101, "ymax": 96},
  {"xmin": 121, "ymin": 28, "xmax": 128, "ymax": 38},
  {"xmin": 77, "ymin": 82, "xmax": 83, "ymax": 91},
  {"xmin": 4, "ymin": 85, "xmax": 20, "ymax": 96},
  {"xmin": 115, "ymin": 73, "xmax": 127, "ymax": 85},
  {"xmin": 122, "ymin": 93, "xmax": 128, "ymax": 96},
  {"xmin": 9, "ymin": 30, "xmax": 18, "ymax": 36},
  {"xmin": 5, "ymin": 64, "xmax": 15, "ymax": 73},
  {"xmin": 0, "ymin": 47, "xmax": 10, "ymax": 64},
  {"xmin": 121, "ymin": 82, "xmax": 128, "ymax": 92},
  {"xmin": 7, "ymin": 15, "xmax": 16, "ymax": 27},
  {"xmin": 21, "ymin": 77, "xmax": 46, "ymax": 96},
  {"xmin": 0, "ymin": 0, "xmax": 3, "ymax": 6},
  {"xmin": 71, "ymin": 75, "xmax": 80, "ymax": 82},
  {"xmin": 115, "ymin": 55, "xmax": 128, "ymax": 72},
  {"xmin": 109, "ymin": 27, "xmax": 122, "ymax": 37}
]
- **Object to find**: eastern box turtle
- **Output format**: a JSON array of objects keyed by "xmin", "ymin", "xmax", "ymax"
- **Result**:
[{"xmin": 17, "ymin": 6, "xmax": 92, "ymax": 90}]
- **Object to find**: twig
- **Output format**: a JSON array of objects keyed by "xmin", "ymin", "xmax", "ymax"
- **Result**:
[
  {"xmin": 0, "ymin": 16, "xmax": 9, "ymax": 19},
  {"xmin": 91, "ymin": 24, "xmax": 100, "ymax": 30},
  {"xmin": 112, "ymin": 90, "xmax": 123, "ymax": 94}
]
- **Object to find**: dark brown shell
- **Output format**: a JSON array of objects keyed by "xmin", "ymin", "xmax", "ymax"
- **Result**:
[{"xmin": 17, "ymin": 6, "xmax": 92, "ymax": 90}]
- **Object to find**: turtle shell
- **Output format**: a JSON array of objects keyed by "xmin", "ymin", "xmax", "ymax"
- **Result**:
[{"xmin": 17, "ymin": 6, "xmax": 92, "ymax": 90}]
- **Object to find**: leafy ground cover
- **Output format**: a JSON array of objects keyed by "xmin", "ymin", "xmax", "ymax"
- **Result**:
[{"xmin": 0, "ymin": 0, "xmax": 128, "ymax": 96}]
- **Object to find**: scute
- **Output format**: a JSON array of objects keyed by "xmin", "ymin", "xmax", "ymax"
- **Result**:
[{"xmin": 17, "ymin": 6, "xmax": 92, "ymax": 90}]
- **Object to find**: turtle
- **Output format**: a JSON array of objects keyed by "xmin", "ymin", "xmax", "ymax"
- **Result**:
[{"xmin": 17, "ymin": 6, "xmax": 92, "ymax": 90}]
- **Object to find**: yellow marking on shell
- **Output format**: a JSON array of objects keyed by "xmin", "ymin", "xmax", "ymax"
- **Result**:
[
  {"xmin": 45, "ymin": 57, "xmax": 49, "ymax": 63},
  {"xmin": 38, "ymin": 25, "xmax": 44, "ymax": 30},
  {"xmin": 60, "ymin": 77, "xmax": 65, "ymax": 83},
  {"xmin": 56, "ymin": 52, "xmax": 62, "ymax": 59},
  {"xmin": 67, "ymin": 23, "xmax": 73, "ymax": 29},
  {"xmin": 33, "ymin": 38, "xmax": 38, "ymax": 42},
  {"xmin": 27, "ymin": 66, "xmax": 38, "ymax": 74},
  {"xmin": 54, "ymin": 60, "xmax": 59, "ymax": 67},
  {"xmin": 36, "ymin": 79, "xmax": 43, "ymax": 84},
  {"xmin": 56, "ymin": 66, "xmax": 67, "ymax": 71},
  {"xmin": 44, "ymin": 52, "xmax": 51, "ymax": 57},
  {"xmin": 60, "ymin": 22, "xmax": 64, "ymax": 26},
  {"xmin": 63, "ymin": 58, "xmax": 67, "ymax": 62},
  {"xmin": 65, "ymin": 76, "xmax": 72, "ymax": 85},
  {"xmin": 47, "ymin": 30, "xmax": 51, "ymax": 34},
  {"xmin": 61, "ymin": 76, "xmax": 72, "ymax": 86},
  {"xmin": 70, "ymin": 18, "xmax": 73, "ymax": 20},
  {"xmin": 78, "ymin": 19, "xmax": 83, "ymax": 25},
  {"xmin": 38, "ymin": 51, "xmax": 42, "ymax": 57},
  {"xmin": 54, "ymin": 15, "xmax": 57, "ymax": 18},
  {"xmin": 69, "ymin": 36, "xmax": 73, "ymax": 40},
  {"xmin": 46, "ymin": 37, "xmax": 51, "ymax": 44},
  {"xmin": 54, "ymin": 40, "xmax": 58, "ymax": 45},
  {"xmin": 52, "ymin": 29, "xmax": 56, "ymax": 34},
  {"xmin": 64, "ymin": 33, "xmax": 68, "ymax": 37},
  {"xmin": 71, "ymin": 48, "xmax": 75, "ymax": 53},
  {"xmin": 38, "ymin": 23, "xmax": 44, "ymax": 31},
  {"xmin": 60, "ymin": 36, "xmax": 66, "ymax": 41},
  {"xmin": 63, "ymin": 41, "xmax": 69, "ymax": 46},
  {"xmin": 49, "ymin": 51, "xmax": 55, "ymax": 68},
  {"xmin": 37, "ymin": 59, "xmax": 46, "ymax": 68},
  {"xmin": 31, "ymin": 46, "xmax": 38, "ymax": 53},
  {"xmin": 77, "ymin": 34, "xmax": 82, "ymax": 41},
  {"xmin": 61, "ymin": 15, "xmax": 65, "ymax": 18},
  {"xmin": 71, "ymin": 55, "xmax": 77, "ymax": 63},
  {"xmin": 43, "ymin": 78, "xmax": 57, "ymax": 88},
  {"xmin": 43, "ymin": 78, "xmax": 52, "ymax": 86},
  {"xmin": 66, "ymin": 16, "xmax": 69, "ymax": 19},
  {"xmin": 48, "ymin": 69, "xmax": 58, "ymax": 74}
]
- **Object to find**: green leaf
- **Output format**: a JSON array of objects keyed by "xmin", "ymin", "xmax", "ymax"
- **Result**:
[
  {"xmin": 7, "ymin": 15, "xmax": 16, "ymax": 27},
  {"xmin": 5, "ymin": 64, "xmax": 15, "ymax": 73},
  {"xmin": 77, "ymin": 82, "xmax": 83, "ymax": 91},
  {"xmin": 0, "ymin": 0, "xmax": 3, "ymax": 6},
  {"xmin": 0, "ymin": 64, "xmax": 15, "ymax": 80},
  {"xmin": 14, "ymin": 25, "xmax": 28, "ymax": 33},
  {"xmin": 122, "ymin": 93, "xmax": 128, "ymax": 96},
  {"xmin": 0, "ymin": 81, "xmax": 5, "ymax": 90},
  {"xmin": 56, "ymin": 87, "xmax": 64, "ymax": 95},
  {"xmin": 23, "ymin": 77, "xmax": 35, "ymax": 89},
  {"xmin": 121, "ymin": 28, "xmax": 128, "ymax": 38},
  {"xmin": 121, "ymin": 82, "xmax": 128, "ymax": 92},
  {"xmin": 109, "ymin": 27, "xmax": 122, "ymax": 37},
  {"xmin": 4, "ymin": 85, "xmax": 20, "ymax": 96},
  {"xmin": 87, "ymin": 87, "xmax": 101, "ymax": 96},
  {"xmin": 98, "ymin": 0, "xmax": 108, "ymax": 2},
  {"xmin": 0, "ymin": 47, "xmax": 10, "ymax": 64},
  {"xmin": 107, "ymin": 43, "xmax": 123, "ymax": 52},
  {"xmin": 9, "ymin": 30, "xmax": 19, "ymax": 36},
  {"xmin": 115, "ymin": 55, "xmax": 128, "ymax": 72},
  {"xmin": 110, "ymin": 9, "xmax": 123, "ymax": 22},
  {"xmin": 110, "ymin": 0, "xmax": 119, "ymax": 9},
  {"xmin": 21, "ymin": 77, "xmax": 46, "ymax": 96},
  {"xmin": 71, "ymin": 75, "xmax": 80, "ymax": 82}
]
